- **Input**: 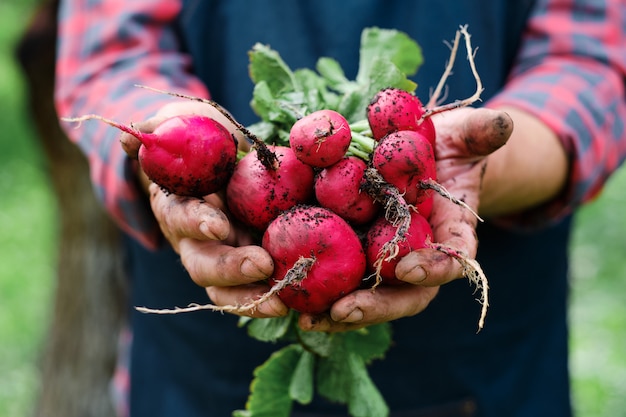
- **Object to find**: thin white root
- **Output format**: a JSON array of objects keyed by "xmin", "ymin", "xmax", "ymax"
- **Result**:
[
  {"xmin": 430, "ymin": 243, "xmax": 489, "ymax": 332},
  {"xmin": 135, "ymin": 84, "xmax": 214, "ymax": 105},
  {"xmin": 422, "ymin": 24, "xmax": 484, "ymax": 119},
  {"xmin": 426, "ymin": 30, "xmax": 461, "ymax": 108},
  {"xmin": 420, "ymin": 178, "xmax": 483, "ymax": 222},
  {"xmin": 61, "ymin": 114, "xmax": 121, "ymax": 128},
  {"xmin": 135, "ymin": 283, "xmax": 281, "ymax": 315},
  {"xmin": 136, "ymin": 257, "xmax": 315, "ymax": 315},
  {"xmin": 134, "ymin": 84, "xmax": 242, "ymax": 128},
  {"xmin": 362, "ymin": 167, "xmax": 413, "ymax": 289}
]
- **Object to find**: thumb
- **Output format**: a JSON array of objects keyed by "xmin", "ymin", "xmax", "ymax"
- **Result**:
[
  {"xmin": 461, "ymin": 108, "xmax": 513, "ymax": 156},
  {"xmin": 120, "ymin": 117, "xmax": 165, "ymax": 159}
]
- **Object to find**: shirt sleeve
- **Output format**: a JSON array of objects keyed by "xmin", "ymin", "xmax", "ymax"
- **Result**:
[
  {"xmin": 55, "ymin": 0, "xmax": 209, "ymax": 249},
  {"xmin": 486, "ymin": 0, "xmax": 626, "ymax": 229}
]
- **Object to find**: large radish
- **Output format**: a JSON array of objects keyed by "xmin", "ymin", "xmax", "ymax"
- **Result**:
[
  {"xmin": 262, "ymin": 205, "xmax": 367, "ymax": 314},
  {"xmin": 62, "ymin": 114, "xmax": 237, "ymax": 197}
]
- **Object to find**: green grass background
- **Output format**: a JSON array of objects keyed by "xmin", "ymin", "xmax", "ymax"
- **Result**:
[{"xmin": 0, "ymin": 1, "xmax": 624, "ymax": 416}]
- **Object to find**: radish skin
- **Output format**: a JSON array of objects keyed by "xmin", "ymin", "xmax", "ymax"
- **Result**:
[
  {"xmin": 289, "ymin": 109, "xmax": 352, "ymax": 168},
  {"xmin": 367, "ymin": 88, "xmax": 435, "ymax": 147},
  {"xmin": 372, "ymin": 130, "xmax": 436, "ymax": 206},
  {"xmin": 366, "ymin": 210, "xmax": 433, "ymax": 285},
  {"xmin": 314, "ymin": 156, "xmax": 380, "ymax": 225},
  {"xmin": 226, "ymin": 145, "xmax": 315, "ymax": 231},
  {"xmin": 263, "ymin": 205, "xmax": 367, "ymax": 314}
]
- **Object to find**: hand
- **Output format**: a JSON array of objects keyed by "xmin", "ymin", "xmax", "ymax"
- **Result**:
[
  {"xmin": 121, "ymin": 100, "xmax": 288, "ymax": 318},
  {"xmin": 299, "ymin": 107, "xmax": 512, "ymax": 332}
]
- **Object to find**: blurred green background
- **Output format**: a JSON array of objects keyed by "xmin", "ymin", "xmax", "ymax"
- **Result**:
[{"xmin": 0, "ymin": 1, "xmax": 624, "ymax": 416}]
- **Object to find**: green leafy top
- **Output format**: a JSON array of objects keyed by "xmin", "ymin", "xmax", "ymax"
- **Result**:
[
  {"xmin": 247, "ymin": 27, "xmax": 423, "ymax": 145},
  {"xmin": 236, "ymin": 313, "xmax": 393, "ymax": 417}
]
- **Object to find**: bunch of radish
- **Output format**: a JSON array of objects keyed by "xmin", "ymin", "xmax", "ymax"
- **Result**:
[
  {"xmin": 235, "ymin": 88, "xmax": 446, "ymax": 314},
  {"xmin": 62, "ymin": 25, "xmax": 489, "ymax": 331},
  {"xmin": 61, "ymin": 26, "xmax": 497, "ymax": 417}
]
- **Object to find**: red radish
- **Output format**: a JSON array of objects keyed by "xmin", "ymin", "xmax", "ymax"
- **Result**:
[
  {"xmin": 367, "ymin": 87, "xmax": 436, "ymax": 146},
  {"xmin": 62, "ymin": 114, "xmax": 237, "ymax": 197},
  {"xmin": 415, "ymin": 116, "xmax": 436, "ymax": 148},
  {"xmin": 226, "ymin": 145, "xmax": 314, "ymax": 231},
  {"xmin": 372, "ymin": 130, "xmax": 436, "ymax": 206},
  {"xmin": 289, "ymin": 109, "xmax": 352, "ymax": 168},
  {"xmin": 314, "ymin": 156, "xmax": 380, "ymax": 225},
  {"xmin": 415, "ymin": 195, "xmax": 434, "ymax": 220},
  {"xmin": 262, "ymin": 205, "xmax": 367, "ymax": 314},
  {"xmin": 365, "ymin": 210, "xmax": 433, "ymax": 285}
]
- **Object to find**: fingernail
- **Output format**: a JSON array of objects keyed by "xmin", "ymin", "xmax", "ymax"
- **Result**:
[
  {"xmin": 241, "ymin": 258, "xmax": 268, "ymax": 279},
  {"xmin": 401, "ymin": 265, "xmax": 427, "ymax": 283},
  {"xmin": 199, "ymin": 221, "xmax": 215, "ymax": 239},
  {"xmin": 200, "ymin": 221, "xmax": 228, "ymax": 240},
  {"xmin": 414, "ymin": 266, "xmax": 427, "ymax": 282},
  {"xmin": 340, "ymin": 308, "xmax": 363, "ymax": 323}
]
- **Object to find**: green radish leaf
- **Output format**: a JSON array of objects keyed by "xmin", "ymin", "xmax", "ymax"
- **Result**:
[
  {"xmin": 316, "ymin": 346, "xmax": 352, "ymax": 405},
  {"xmin": 251, "ymin": 82, "xmax": 298, "ymax": 126},
  {"xmin": 296, "ymin": 328, "xmax": 334, "ymax": 357},
  {"xmin": 248, "ymin": 43, "xmax": 298, "ymax": 95},
  {"xmin": 346, "ymin": 352, "xmax": 389, "ymax": 417},
  {"xmin": 275, "ymin": 91, "xmax": 309, "ymax": 122},
  {"xmin": 336, "ymin": 85, "xmax": 369, "ymax": 123},
  {"xmin": 316, "ymin": 326, "xmax": 392, "ymax": 414},
  {"xmin": 316, "ymin": 57, "xmax": 353, "ymax": 93},
  {"xmin": 276, "ymin": 128, "xmax": 290, "ymax": 145},
  {"xmin": 339, "ymin": 34, "xmax": 420, "ymax": 121},
  {"xmin": 342, "ymin": 323, "xmax": 393, "ymax": 363},
  {"xmin": 366, "ymin": 58, "xmax": 418, "ymax": 95},
  {"xmin": 250, "ymin": 81, "xmax": 276, "ymax": 122},
  {"xmin": 293, "ymin": 68, "xmax": 328, "ymax": 113},
  {"xmin": 236, "ymin": 344, "xmax": 303, "ymax": 417},
  {"xmin": 289, "ymin": 350, "xmax": 315, "ymax": 404},
  {"xmin": 245, "ymin": 121, "xmax": 277, "ymax": 143},
  {"xmin": 356, "ymin": 27, "xmax": 423, "ymax": 84},
  {"xmin": 244, "ymin": 313, "xmax": 296, "ymax": 343}
]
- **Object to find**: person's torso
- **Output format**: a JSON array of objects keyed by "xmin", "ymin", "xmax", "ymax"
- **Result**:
[{"xmin": 128, "ymin": 2, "xmax": 573, "ymax": 416}]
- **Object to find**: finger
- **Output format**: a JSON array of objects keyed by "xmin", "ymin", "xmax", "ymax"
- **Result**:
[
  {"xmin": 179, "ymin": 240, "xmax": 274, "ymax": 287},
  {"xmin": 298, "ymin": 285, "xmax": 439, "ymax": 333},
  {"xmin": 396, "ymin": 244, "xmax": 465, "ymax": 286},
  {"xmin": 407, "ymin": 161, "xmax": 486, "ymax": 286},
  {"xmin": 149, "ymin": 184, "xmax": 230, "ymax": 245},
  {"xmin": 396, "ymin": 195, "xmax": 481, "ymax": 287},
  {"xmin": 205, "ymin": 284, "xmax": 289, "ymax": 318},
  {"xmin": 461, "ymin": 108, "xmax": 513, "ymax": 156},
  {"xmin": 120, "ymin": 117, "xmax": 165, "ymax": 158}
]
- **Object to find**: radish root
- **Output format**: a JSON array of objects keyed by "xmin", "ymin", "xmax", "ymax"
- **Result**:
[
  {"xmin": 419, "ymin": 178, "xmax": 483, "ymax": 222},
  {"xmin": 426, "ymin": 29, "xmax": 461, "ymax": 108},
  {"xmin": 362, "ymin": 167, "xmax": 413, "ymax": 288},
  {"xmin": 135, "ymin": 256, "xmax": 315, "ymax": 315},
  {"xmin": 429, "ymin": 242, "xmax": 489, "ymax": 332},
  {"xmin": 422, "ymin": 24, "xmax": 484, "ymax": 120}
]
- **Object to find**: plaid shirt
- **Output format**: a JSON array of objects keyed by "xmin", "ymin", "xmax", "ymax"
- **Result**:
[{"xmin": 56, "ymin": 0, "xmax": 626, "ymax": 249}]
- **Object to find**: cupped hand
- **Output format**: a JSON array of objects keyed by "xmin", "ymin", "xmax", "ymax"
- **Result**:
[
  {"xmin": 300, "ymin": 107, "xmax": 513, "ymax": 332},
  {"xmin": 121, "ymin": 100, "xmax": 287, "ymax": 318}
]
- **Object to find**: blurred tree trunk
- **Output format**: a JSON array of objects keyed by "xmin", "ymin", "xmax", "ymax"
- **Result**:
[{"xmin": 15, "ymin": 1, "xmax": 128, "ymax": 416}]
